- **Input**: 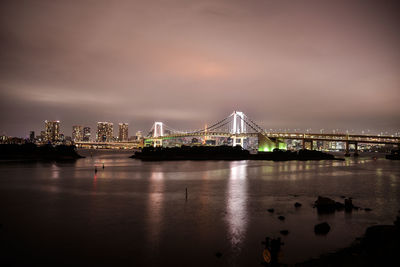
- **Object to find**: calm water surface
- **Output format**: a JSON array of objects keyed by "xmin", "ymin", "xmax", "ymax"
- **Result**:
[{"xmin": 0, "ymin": 150, "xmax": 399, "ymax": 266}]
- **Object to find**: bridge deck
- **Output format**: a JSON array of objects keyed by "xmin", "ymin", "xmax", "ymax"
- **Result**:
[{"xmin": 151, "ymin": 132, "xmax": 400, "ymax": 145}]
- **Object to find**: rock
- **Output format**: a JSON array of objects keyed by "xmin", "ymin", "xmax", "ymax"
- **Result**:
[
  {"xmin": 340, "ymin": 195, "xmax": 346, "ymax": 199},
  {"xmin": 215, "ymin": 252, "xmax": 223, "ymax": 258},
  {"xmin": 267, "ymin": 208, "xmax": 275, "ymax": 213},
  {"xmin": 345, "ymin": 198, "xmax": 353, "ymax": 212},
  {"xmin": 280, "ymin": 230, "xmax": 289, "ymax": 235},
  {"xmin": 294, "ymin": 202, "xmax": 302, "ymax": 208},
  {"xmin": 278, "ymin": 216, "xmax": 285, "ymax": 221},
  {"xmin": 335, "ymin": 201, "xmax": 345, "ymax": 210},
  {"xmin": 314, "ymin": 222, "xmax": 331, "ymax": 235},
  {"xmin": 395, "ymin": 216, "xmax": 400, "ymax": 228},
  {"xmin": 315, "ymin": 196, "xmax": 337, "ymax": 213},
  {"xmin": 364, "ymin": 208, "xmax": 372, "ymax": 212}
]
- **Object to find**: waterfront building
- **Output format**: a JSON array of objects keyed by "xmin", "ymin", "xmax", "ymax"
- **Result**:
[
  {"xmin": 72, "ymin": 125, "xmax": 83, "ymax": 142},
  {"xmin": 83, "ymin": 127, "xmax": 91, "ymax": 141},
  {"xmin": 45, "ymin": 120, "xmax": 60, "ymax": 143},
  {"xmin": 118, "ymin": 123, "xmax": 129, "ymax": 141},
  {"xmin": 97, "ymin": 122, "xmax": 113, "ymax": 142}
]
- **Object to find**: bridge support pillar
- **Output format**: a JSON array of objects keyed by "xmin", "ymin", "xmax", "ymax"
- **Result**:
[
  {"xmin": 302, "ymin": 139, "xmax": 313, "ymax": 150},
  {"xmin": 354, "ymin": 142, "xmax": 359, "ymax": 157},
  {"xmin": 345, "ymin": 141, "xmax": 350, "ymax": 157},
  {"xmin": 232, "ymin": 136, "xmax": 244, "ymax": 147},
  {"xmin": 345, "ymin": 141, "xmax": 358, "ymax": 157},
  {"xmin": 154, "ymin": 139, "xmax": 163, "ymax": 147}
]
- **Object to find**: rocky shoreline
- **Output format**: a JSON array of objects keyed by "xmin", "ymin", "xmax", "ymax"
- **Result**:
[
  {"xmin": 295, "ymin": 218, "xmax": 400, "ymax": 266},
  {"xmin": 293, "ymin": 198, "xmax": 400, "ymax": 266},
  {"xmin": 261, "ymin": 196, "xmax": 399, "ymax": 266}
]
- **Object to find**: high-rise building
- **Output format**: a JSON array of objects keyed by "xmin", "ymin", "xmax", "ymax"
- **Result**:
[
  {"xmin": 40, "ymin": 131, "xmax": 46, "ymax": 142},
  {"xmin": 118, "ymin": 123, "xmax": 128, "ymax": 141},
  {"xmin": 45, "ymin": 120, "xmax": 60, "ymax": 143},
  {"xmin": 72, "ymin": 125, "xmax": 83, "ymax": 142},
  {"xmin": 83, "ymin": 127, "xmax": 91, "ymax": 141},
  {"xmin": 29, "ymin": 131, "xmax": 35, "ymax": 142},
  {"xmin": 97, "ymin": 122, "xmax": 113, "ymax": 142}
]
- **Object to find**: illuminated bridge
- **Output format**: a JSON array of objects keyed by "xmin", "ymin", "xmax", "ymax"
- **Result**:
[
  {"xmin": 144, "ymin": 111, "xmax": 400, "ymax": 154},
  {"xmin": 75, "ymin": 111, "xmax": 399, "ymax": 153}
]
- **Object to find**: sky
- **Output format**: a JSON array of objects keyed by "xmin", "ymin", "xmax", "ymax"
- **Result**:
[{"xmin": 1, "ymin": 0, "xmax": 399, "ymax": 137}]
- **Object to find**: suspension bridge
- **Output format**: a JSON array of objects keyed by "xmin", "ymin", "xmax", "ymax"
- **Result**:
[
  {"xmin": 74, "ymin": 111, "xmax": 399, "ymax": 153},
  {"xmin": 144, "ymin": 111, "xmax": 400, "ymax": 154}
]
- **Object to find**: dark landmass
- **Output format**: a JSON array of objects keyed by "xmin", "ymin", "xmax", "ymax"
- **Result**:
[
  {"xmin": 132, "ymin": 145, "xmax": 250, "ymax": 161},
  {"xmin": 296, "ymin": 216, "xmax": 400, "ymax": 267},
  {"xmin": 386, "ymin": 149, "xmax": 400, "ymax": 160},
  {"xmin": 131, "ymin": 146, "xmax": 342, "ymax": 161},
  {"xmin": 0, "ymin": 144, "xmax": 84, "ymax": 161}
]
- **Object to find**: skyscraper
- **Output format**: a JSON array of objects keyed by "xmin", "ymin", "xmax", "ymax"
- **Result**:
[
  {"xmin": 72, "ymin": 125, "xmax": 83, "ymax": 142},
  {"xmin": 118, "ymin": 123, "xmax": 128, "ymax": 141},
  {"xmin": 45, "ymin": 120, "xmax": 60, "ymax": 143},
  {"xmin": 83, "ymin": 127, "xmax": 91, "ymax": 141},
  {"xmin": 97, "ymin": 122, "xmax": 113, "ymax": 142}
]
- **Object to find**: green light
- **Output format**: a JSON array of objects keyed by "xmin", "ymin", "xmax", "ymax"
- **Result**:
[
  {"xmin": 258, "ymin": 135, "xmax": 287, "ymax": 152},
  {"xmin": 259, "ymin": 142, "xmax": 274, "ymax": 152},
  {"xmin": 278, "ymin": 142, "xmax": 287, "ymax": 150}
]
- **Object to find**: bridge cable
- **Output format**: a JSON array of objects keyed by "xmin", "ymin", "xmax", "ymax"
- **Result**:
[{"xmin": 189, "ymin": 114, "xmax": 234, "ymax": 134}]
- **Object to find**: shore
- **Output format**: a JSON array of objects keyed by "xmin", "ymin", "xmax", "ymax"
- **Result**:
[
  {"xmin": 295, "ymin": 217, "xmax": 400, "ymax": 266},
  {"xmin": 132, "ymin": 146, "xmax": 343, "ymax": 161}
]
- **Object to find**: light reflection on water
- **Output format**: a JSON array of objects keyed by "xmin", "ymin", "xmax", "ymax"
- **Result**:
[
  {"xmin": 147, "ymin": 171, "xmax": 165, "ymax": 249},
  {"xmin": 226, "ymin": 161, "xmax": 248, "ymax": 250},
  {"xmin": 51, "ymin": 163, "xmax": 59, "ymax": 179},
  {"xmin": 0, "ymin": 150, "xmax": 399, "ymax": 266},
  {"xmin": 93, "ymin": 173, "xmax": 97, "ymax": 192}
]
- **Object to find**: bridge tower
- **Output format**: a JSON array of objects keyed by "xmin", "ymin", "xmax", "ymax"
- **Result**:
[
  {"xmin": 231, "ymin": 111, "xmax": 246, "ymax": 134},
  {"xmin": 151, "ymin": 122, "xmax": 164, "ymax": 147},
  {"xmin": 230, "ymin": 111, "xmax": 246, "ymax": 147},
  {"xmin": 153, "ymin": 122, "xmax": 164, "ymax": 137}
]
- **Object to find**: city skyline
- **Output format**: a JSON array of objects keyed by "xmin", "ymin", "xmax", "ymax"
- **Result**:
[
  {"xmin": 0, "ymin": 2, "xmax": 399, "ymax": 265},
  {"xmin": 1, "ymin": 0, "xmax": 400, "ymax": 137},
  {"xmin": 9, "ymin": 116, "xmax": 400, "ymax": 141}
]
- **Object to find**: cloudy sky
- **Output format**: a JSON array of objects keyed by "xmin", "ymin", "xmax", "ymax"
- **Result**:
[{"xmin": 1, "ymin": 0, "xmax": 399, "ymax": 137}]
